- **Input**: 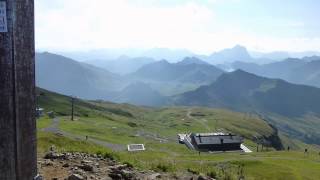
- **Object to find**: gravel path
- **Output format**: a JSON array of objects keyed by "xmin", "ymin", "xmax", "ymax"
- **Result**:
[
  {"xmin": 42, "ymin": 118, "xmax": 126, "ymax": 151},
  {"xmin": 187, "ymin": 108, "xmax": 211, "ymax": 131}
]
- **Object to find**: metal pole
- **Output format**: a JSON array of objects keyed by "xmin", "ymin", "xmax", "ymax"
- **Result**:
[
  {"xmin": 71, "ymin": 96, "xmax": 74, "ymax": 121},
  {"xmin": 0, "ymin": 0, "xmax": 36, "ymax": 179}
]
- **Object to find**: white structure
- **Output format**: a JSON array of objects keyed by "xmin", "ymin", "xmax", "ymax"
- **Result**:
[
  {"xmin": 36, "ymin": 107, "xmax": 44, "ymax": 117},
  {"xmin": 240, "ymin": 144, "xmax": 252, "ymax": 153},
  {"xmin": 127, "ymin": 144, "xmax": 145, "ymax": 152},
  {"xmin": 177, "ymin": 134, "xmax": 187, "ymax": 143}
]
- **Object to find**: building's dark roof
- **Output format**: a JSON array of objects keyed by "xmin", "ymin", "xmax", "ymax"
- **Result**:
[{"xmin": 191, "ymin": 133, "xmax": 243, "ymax": 145}]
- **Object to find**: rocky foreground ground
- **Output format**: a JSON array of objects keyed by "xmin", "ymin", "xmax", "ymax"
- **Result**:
[{"xmin": 38, "ymin": 151, "xmax": 214, "ymax": 180}]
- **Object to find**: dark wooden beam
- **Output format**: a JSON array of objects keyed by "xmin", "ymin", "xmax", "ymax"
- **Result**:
[{"xmin": 0, "ymin": 0, "xmax": 36, "ymax": 179}]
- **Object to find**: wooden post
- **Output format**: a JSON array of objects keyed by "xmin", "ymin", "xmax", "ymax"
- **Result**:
[{"xmin": 0, "ymin": 0, "xmax": 36, "ymax": 179}]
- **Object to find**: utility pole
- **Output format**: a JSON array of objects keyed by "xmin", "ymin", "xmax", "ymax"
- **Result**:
[
  {"xmin": 0, "ymin": 0, "xmax": 36, "ymax": 179},
  {"xmin": 71, "ymin": 96, "xmax": 75, "ymax": 121},
  {"xmin": 215, "ymin": 118, "xmax": 218, "ymax": 132}
]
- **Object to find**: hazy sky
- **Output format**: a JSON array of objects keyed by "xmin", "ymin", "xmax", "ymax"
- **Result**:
[{"xmin": 35, "ymin": 0, "xmax": 320, "ymax": 54}]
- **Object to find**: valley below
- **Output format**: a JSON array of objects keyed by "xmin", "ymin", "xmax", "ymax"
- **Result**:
[{"xmin": 36, "ymin": 88, "xmax": 320, "ymax": 179}]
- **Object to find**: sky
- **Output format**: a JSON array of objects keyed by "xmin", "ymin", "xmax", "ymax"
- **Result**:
[{"xmin": 35, "ymin": 0, "xmax": 320, "ymax": 54}]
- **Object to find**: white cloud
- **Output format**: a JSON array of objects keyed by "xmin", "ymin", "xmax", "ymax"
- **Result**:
[
  {"xmin": 35, "ymin": 0, "xmax": 215, "ymax": 53},
  {"xmin": 35, "ymin": 0, "xmax": 320, "ymax": 54}
]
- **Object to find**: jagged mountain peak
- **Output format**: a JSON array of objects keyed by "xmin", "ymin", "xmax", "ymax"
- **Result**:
[
  {"xmin": 177, "ymin": 57, "xmax": 208, "ymax": 65},
  {"xmin": 207, "ymin": 45, "xmax": 252, "ymax": 64}
]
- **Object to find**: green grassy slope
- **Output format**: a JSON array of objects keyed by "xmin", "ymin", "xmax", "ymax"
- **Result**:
[
  {"xmin": 36, "ymin": 88, "xmax": 320, "ymax": 180},
  {"xmin": 173, "ymin": 70, "xmax": 320, "ymax": 145}
]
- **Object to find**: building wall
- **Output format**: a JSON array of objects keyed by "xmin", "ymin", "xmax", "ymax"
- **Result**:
[
  {"xmin": 197, "ymin": 143, "xmax": 241, "ymax": 152},
  {"xmin": 190, "ymin": 134, "xmax": 242, "ymax": 152}
]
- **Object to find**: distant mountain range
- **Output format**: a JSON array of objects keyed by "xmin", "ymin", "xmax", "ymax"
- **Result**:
[
  {"xmin": 85, "ymin": 56, "xmax": 155, "ymax": 75},
  {"xmin": 288, "ymin": 60, "xmax": 320, "ymax": 87},
  {"xmin": 204, "ymin": 45, "xmax": 252, "ymax": 64},
  {"xmin": 173, "ymin": 70, "xmax": 320, "ymax": 117},
  {"xmin": 53, "ymin": 45, "xmax": 320, "ymax": 64},
  {"xmin": 193, "ymin": 45, "xmax": 279, "ymax": 65},
  {"xmin": 176, "ymin": 57, "xmax": 209, "ymax": 65},
  {"xmin": 36, "ymin": 52, "xmax": 320, "ymax": 107},
  {"xmin": 36, "ymin": 52, "xmax": 224, "ymax": 104},
  {"xmin": 58, "ymin": 48, "xmax": 194, "ymax": 62},
  {"xmin": 35, "ymin": 52, "xmax": 124, "ymax": 100},
  {"xmin": 141, "ymin": 48, "xmax": 194, "ymax": 62},
  {"xmin": 129, "ymin": 57, "xmax": 223, "ymax": 84},
  {"xmin": 250, "ymin": 51, "xmax": 320, "ymax": 60},
  {"xmin": 126, "ymin": 57, "xmax": 224, "ymax": 96},
  {"xmin": 231, "ymin": 57, "xmax": 320, "ymax": 88}
]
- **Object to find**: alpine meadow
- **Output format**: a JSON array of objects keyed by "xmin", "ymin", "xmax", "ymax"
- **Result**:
[{"xmin": 1, "ymin": 0, "xmax": 320, "ymax": 180}]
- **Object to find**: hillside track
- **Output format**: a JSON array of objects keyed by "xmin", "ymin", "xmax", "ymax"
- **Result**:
[
  {"xmin": 186, "ymin": 108, "xmax": 211, "ymax": 132},
  {"xmin": 42, "ymin": 118, "xmax": 126, "ymax": 151}
]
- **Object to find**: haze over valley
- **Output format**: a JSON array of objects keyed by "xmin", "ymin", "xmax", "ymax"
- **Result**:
[
  {"xmin": 36, "ymin": 45, "xmax": 320, "ymax": 146},
  {"xmin": 33, "ymin": 1, "xmax": 320, "ymax": 179}
]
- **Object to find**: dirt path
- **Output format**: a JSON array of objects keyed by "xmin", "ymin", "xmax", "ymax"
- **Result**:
[
  {"xmin": 187, "ymin": 108, "xmax": 211, "ymax": 132},
  {"xmin": 42, "ymin": 118, "xmax": 126, "ymax": 151}
]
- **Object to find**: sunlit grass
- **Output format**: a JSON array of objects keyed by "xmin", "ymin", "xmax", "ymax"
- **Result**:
[{"xmin": 36, "ymin": 88, "xmax": 320, "ymax": 179}]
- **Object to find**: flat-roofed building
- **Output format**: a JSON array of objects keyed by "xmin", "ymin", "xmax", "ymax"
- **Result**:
[{"xmin": 190, "ymin": 133, "xmax": 243, "ymax": 152}]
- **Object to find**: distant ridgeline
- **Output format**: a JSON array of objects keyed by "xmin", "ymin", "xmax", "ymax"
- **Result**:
[
  {"xmin": 35, "ymin": 52, "xmax": 224, "ymax": 105},
  {"xmin": 231, "ymin": 57, "xmax": 320, "ymax": 88},
  {"xmin": 35, "ymin": 52, "xmax": 320, "ymax": 145}
]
